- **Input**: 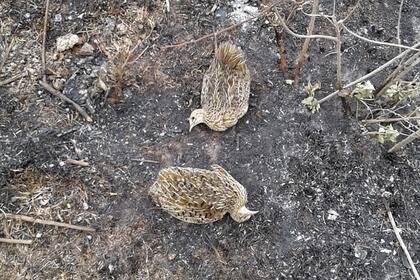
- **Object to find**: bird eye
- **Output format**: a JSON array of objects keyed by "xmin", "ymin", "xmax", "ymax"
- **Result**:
[{"xmin": 191, "ymin": 117, "xmax": 195, "ymax": 121}]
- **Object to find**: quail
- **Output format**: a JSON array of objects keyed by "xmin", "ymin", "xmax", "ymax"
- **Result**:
[{"xmin": 149, "ymin": 164, "xmax": 257, "ymax": 224}]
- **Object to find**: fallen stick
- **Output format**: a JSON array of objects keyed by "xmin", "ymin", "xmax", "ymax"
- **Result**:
[
  {"xmin": 41, "ymin": 0, "xmax": 50, "ymax": 82},
  {"xmin": 65, "ymin": 158, "xmax": 90, "ymax": 167},
  {"xmin": 39, "ymin": 80, "xmax": 93, "ymax": 122},
  {"xmin": 3, "ymin": 213, "xmax": 96, "ymax": 232},
  {"xmin": 0, "ymin": 73, "xmax": 25, "ymax": 87},
  {"xmin": 56, "ymin": 127, "xmax": 78, "ymax": 137},
  {"xmin": 0, "ymin": 237, "xmax": 33, "ymax": 245},
  {"xmin": 131, "ymin": 158, "xmax": 160, "ymax": 164},
  {"xmin": 396, "ymin": 0, "xmax": 405, "ymax": 53},
  {"xmin": 388, "ymin": 129, "xmax": 420, "ymax": 153},
  {"xmin": 383, "ymin": 199, "xmax": 420, "ymax": 280},
  {"xmin": 362, "ymin": 116, "xmax": 420, "ymax": 124}
]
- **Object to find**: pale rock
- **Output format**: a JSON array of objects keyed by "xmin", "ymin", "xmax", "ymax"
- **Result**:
[
  {"xmin": 56, "ymin": 34, "xmax": 80, "ymax": 52},
  {"xmin": 78, "ymin": 42, "xmax": 95, "ymax": 56},
  {"xmin": 327, "ymin": 209, "xmax": 339, "ymax": 220}
]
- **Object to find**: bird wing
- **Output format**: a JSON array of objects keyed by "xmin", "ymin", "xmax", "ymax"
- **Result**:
[
  {"xmin": 228, "ymin": 68, "xmax": 251, "ymax": 118},
  {"xmin": 210, "ymin": 164, "xmax": 248, "ymax": 207},
  {"xmin": 201, "ymin": 61, "xmax": 250, "ymax": 117},
  {"xmin": 150, "ymin": 167, "xmax": 230, "ymax": 224},
  {"xmin": 201, "ymin": 61, "xmax": 228, "ymax": 112}
]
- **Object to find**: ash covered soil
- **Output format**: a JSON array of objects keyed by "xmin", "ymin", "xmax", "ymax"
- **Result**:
[{"xmin": 0, "ymin": 0, "xmax": 419, "ymax": 279}]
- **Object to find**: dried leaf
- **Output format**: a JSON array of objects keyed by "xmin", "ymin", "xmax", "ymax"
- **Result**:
[
  {"xmin": 373, "ymin": 125, "xmax": 400, "ymax": 144},
  {"xmin": 351, "ymin": 81, "xmax": 375, "ymax": 100},
  {"xmin": 302, "ymin": 96, "xmax": 320, "ymax": 113}
]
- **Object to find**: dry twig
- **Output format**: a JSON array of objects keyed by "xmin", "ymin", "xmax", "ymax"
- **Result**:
[
  {"xmin": 396, "ymin": 0, "xmax": 404, "ymax": 54},
  {"xmin": 273, "ymin": 13, "xmax": 338, "ymax": 42},
  {"xmin": 39, "ymin": 80, "xmax": 93, "ymax": 122},
  {"xmin": 341, "ymin": 0, "xmax": 360, "ymax": 23},
  {"xmin": 131, "ymin": 158, "xmax": 160, "ymax": 164},
  {"xmin": 388, "ymin": 129, "xmax": 420, "ymax": 153},
  {"xmin": 382, "ymin": 198, "xmax": 420, "ymax": 279},
  {"xmin": 375, "ymin": 50, "xmax": 420, "ymax": 97},
  {"xmin": 333, "ymin": 20, "xmax": 342, "ymax": 89},
  {"xmin": 319, "ymin": 42, "xmax": 420, "ymax": 104},
  {"xmin": 341, "ymin": 24, "xmax": 420, "ymax": 52},
  {"xmin": 41, "ymin": 0, "xmax": 50, "ymax": 82},
  {"xmin": 292, "ymin": 0, "xmax": 319, "ymax": 86},
  {"xmin": 363, "ymin": 116, "xmax": 420, "ymax": 124},
  {"xmin": 274, "ymin": 29, "xmax": 288, "ymax": 72},
  {"xmin": 0, "ymin": 73, "xmax": 25, "ymax": 87},
  {"xmin": 65, "ymin": 158, "xmax": 90, "ymax": 167},
  {"xmin": 3, "ymin": 213, "xmax": 96, "ymax": 232},
  {"xmin": 272, "ymin": 3, "xmax": 299, "ymax": 73},
  {"xmin": 0, "ymin": 238, "xmax": 33, "ymax": 245}
]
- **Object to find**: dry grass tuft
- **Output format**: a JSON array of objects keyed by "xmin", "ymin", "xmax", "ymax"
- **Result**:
[{"xmin": 95, "ymin": 6, "xmax": 160, "ymax": 103}]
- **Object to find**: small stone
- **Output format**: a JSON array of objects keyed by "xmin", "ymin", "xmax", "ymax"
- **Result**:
[
  {"xmin": 56, "ymin": 34, "xmax": 80, "ymax": 52},
  {"xmin": 36, "ymin": 232, "xmax": 42, "ymax": 238},
  {"xmin": 78, "ymin": 43, "xmax": 95, "ymax": 56},
  {"xmin": 83, "ymin": 202, "xmax": 89, "ymax": 210},
  {"xmin": 108, "ymin": 264, "xmax": 114, "ymax": 274},
  {"xmin": 54, "ymin": 14, "xmax": 62, "ymax": 22},
  {"xmin": 354, "ymin": 245, "xmax": 367, "ymax": 259},
  {"xmin": 116, "ymin": 23, "xmax": 128, "ymax": 35},
  {"xmin": 40, "ymin": 198, "xmax": 50, "ymax": 206},
  {"xmin": 168, "ymin": 253, "xmax": 176, "ymax": 260},
  {"xmin": 380, "ymin": 248, "xmax": 392, "ymax": 254},
  {"xmin": 327, "ymin": 209, "xmax": 339, "ymax": 220},
  {"xmin": 53, "ymin": 78, "xmax": 66, "ymax": 90}
]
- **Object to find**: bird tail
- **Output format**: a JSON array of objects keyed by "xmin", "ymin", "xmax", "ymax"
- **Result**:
[{"xmin": 215, "ymin": 42, "xmax": 247, "ymax": 72}]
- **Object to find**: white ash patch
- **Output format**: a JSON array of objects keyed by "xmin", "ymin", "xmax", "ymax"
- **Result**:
[{"xmin": 228, "ymin": 0, "xmax": 259, "ymax": 30}]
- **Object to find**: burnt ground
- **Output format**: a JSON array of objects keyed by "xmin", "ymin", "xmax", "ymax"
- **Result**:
[{"xmin": 0, "ymin": 0, "xmax": 419, "ymax": 279}]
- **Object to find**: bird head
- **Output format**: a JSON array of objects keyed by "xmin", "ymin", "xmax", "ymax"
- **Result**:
[
  {"xmin": 188, "ymin": 109, "xmax": 206, "ymax": 132},
  {"xmin": 230, "ymin": 206, "xmax": 258, "ymax": 223}
]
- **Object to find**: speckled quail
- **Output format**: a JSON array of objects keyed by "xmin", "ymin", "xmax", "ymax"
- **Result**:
[
  {"xmin": 189, "ymin": 42, "xmax": 251, "ymax": 132},
  {"xmin": 149, "ymin": 164, "xmax": 257, "ymax": 224}
]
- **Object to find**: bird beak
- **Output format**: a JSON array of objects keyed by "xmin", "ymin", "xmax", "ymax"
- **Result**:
[
  {"xmin": 240, "ymin": 206, "xmax": 258, "ymax": 216},
  {"xmin": 248, "ymin": 210, "xmax": 259, "ymax": 215},
  {"xmin": 188, "ymin": 120, "xmax": 193, "ymax": 132}
]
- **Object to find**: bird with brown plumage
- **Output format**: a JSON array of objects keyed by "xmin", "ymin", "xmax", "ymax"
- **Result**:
[
  {"xmin": 189, "ymin": 42, "xmax": 251, "ymax": 132},
  {"xmin": 149, "ymin": 164, "xmax": 258, "ymax": 224}
]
